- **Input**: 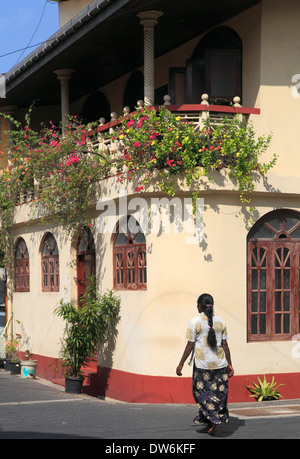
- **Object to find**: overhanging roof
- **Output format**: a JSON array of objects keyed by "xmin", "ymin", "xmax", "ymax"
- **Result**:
[{"xmin": 1, "ymin": 0, "xmax": 260, "ymax": 109}]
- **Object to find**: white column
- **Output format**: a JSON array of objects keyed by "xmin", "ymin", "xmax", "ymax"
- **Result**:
[
  {"xmin": 137, "ymin": 10, "xmax": 163, "ymax": 106},
  {"xmin": 54, "ymin": 69, "xmax": 74, "ymax": 125}
]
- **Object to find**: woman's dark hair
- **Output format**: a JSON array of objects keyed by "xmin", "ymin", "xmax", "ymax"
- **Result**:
[{"xmin": 197, "ymin": 293, "xmax": 217, "ymax": 350}]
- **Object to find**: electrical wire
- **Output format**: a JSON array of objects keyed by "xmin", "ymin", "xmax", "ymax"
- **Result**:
[
  {"xmin": 13, "ymin": 0, "xmax": 50, "ymax": 67},
  {"xmin": 0, "ymin": 40, "xmax": 55, "ymax": 60}
]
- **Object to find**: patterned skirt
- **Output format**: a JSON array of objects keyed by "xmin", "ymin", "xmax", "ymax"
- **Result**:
[{"xmin": 192, "ymin": 366, "xmax": 229, "ymax": 425}]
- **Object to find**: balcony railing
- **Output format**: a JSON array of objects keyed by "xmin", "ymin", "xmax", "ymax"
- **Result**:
[{"xmin": 86, "ymin": 93, "xmax": 260, "ymax": 165}]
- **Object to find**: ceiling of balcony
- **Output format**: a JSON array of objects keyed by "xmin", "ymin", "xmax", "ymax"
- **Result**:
[{"xmin": 1, "ymin": 0, "xmax": 260, "ymax": 109}]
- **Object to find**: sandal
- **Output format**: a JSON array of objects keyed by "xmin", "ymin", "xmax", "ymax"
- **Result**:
[
  {"xmin": 207, "ymin": 424, "xmax": 217, "ymax": 436},
  {"xmin": 199, "ymin": 422, "xmax": 217, "ymax": 436}
]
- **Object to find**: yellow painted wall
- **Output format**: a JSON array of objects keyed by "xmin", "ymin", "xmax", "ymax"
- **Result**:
[
  {"xmin": 251, "ymin": 0, "xmax": 300, "ymax": 175},
  {"xmin": 57, "ymin": 0, "xmax": 93, "ymax": 27}
]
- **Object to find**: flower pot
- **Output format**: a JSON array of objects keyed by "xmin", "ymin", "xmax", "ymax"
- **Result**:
[
  {"xmin": 21, "ymin": 360, "xmax": 37, "ymax": 379},
  {"xmin": 3, "ymin": 359, "xmax": 11, "ymax": 371},
  {"xmin": 65, "ymin": 376, "xmax": 84, "ymax": 394},
  {"xmin": 9, "ymin": 361, "xmax": 21, "ymax": 375}
]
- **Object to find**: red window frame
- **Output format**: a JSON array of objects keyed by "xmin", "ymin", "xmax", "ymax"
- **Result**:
[
  {"xmin": 41, "ymin": 233, "xmax": 59, "ymax": 292},
  {"xmin": 247, "ymin": 210, "xmax": 300, "ymax": 341},
  {"xmin": 113, "ymin": 217, "xmax": 147, "ymax": 291},
  {"xmin": 15, "ymin": 238, "xmax": 30, "ymax": 292}
]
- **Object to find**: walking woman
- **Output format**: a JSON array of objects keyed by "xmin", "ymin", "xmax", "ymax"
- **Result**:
[{"xmin": 176, "ymin": 293, "xmax": 234, "ymax": 436}]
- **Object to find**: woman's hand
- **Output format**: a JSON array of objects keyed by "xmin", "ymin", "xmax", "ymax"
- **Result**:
[
  {"xmin": 227, "ymin": 365, "xmax": 234, "ymax": 378},
  {"xmin": 176, "ymin": 341, "xmax": 194, "ymax": 376},
  {"xmin": 176, "ymin": 364, "xmax": 183, "ymax": 376}
]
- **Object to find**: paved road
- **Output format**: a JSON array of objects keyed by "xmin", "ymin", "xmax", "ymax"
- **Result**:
[{"xmin": 0, "ymin": 369, "xmax": 299, "ymax": 441}]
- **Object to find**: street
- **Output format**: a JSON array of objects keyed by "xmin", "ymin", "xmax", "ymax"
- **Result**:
[{"xmin": 0, "ymin": 369, "xmax": 299, "ymax": 441}]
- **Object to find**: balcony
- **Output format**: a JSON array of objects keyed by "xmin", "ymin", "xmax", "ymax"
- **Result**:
[{"xmin": 15, "ymin": 93, "xmax": 260, "ymax": 206}]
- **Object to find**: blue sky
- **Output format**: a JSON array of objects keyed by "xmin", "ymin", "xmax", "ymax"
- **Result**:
[{"xmin": 0, "ymin": 0, "xmax": 59, "ymax": 73}]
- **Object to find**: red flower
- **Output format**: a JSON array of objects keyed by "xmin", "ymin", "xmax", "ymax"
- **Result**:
[
  {"xmin": 127, "ymin": 119, "xmax": 135, "ymax": 128},
  {"xmin": 66, "ymin": 155, "xmax": 80, "ymax": 166}
]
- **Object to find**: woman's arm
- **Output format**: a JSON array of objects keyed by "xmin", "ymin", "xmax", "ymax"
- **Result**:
[
  {"xmin": 221, "ymin": 339, "xmax": 234, "ymax": 378},
  {"xmin": 176, "ymin": 341, "xmax": 195, "ymax": 376}
]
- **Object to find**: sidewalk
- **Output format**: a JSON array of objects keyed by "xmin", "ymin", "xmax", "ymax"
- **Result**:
[{"xmin": 0, "ymin": 369, "xmax": 300, "ymax": 439}]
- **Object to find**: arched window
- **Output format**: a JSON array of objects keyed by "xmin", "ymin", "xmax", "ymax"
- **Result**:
[
  {"xmin": 247, "ymin": 209, "xmax": 300, "ymax": 341},
  {"xmin": 113, "ymin": 216, "xmax": 147, "ymax": 290},
  {"xmin": 80, "ymin": 91, "xmax": 111, "ymax": 124},
  {"xmin": 77, "ymin": 227, "xmax": 95, "ymax": 305},
  {"xmin": 41, "ymin": 233, "xmax": 59, "ymax": 292},
  {"xmin": 15, "ymin": 238, "xmax": 29, "ymax": 292},
  {"xmin": 186, "ymin": 26, "xmax": 242, "ymax": 104}
]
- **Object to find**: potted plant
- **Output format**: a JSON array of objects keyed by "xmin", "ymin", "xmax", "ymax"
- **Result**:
[
  {"xmin": 5, "ymin": 334, "xmax": 22, "ymax": 375},
  {"xmin": 246, "ymin": 375, "xmax": 284, "ymax": 401},
  {"xmin": 54, "ymin": 277, "xmax": 120, "ymax": 393}
]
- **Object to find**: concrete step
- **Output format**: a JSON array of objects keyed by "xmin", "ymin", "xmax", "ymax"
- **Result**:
[{"xmin": 51, "ymin": 359, "xmax": 98, "ymax": 395}]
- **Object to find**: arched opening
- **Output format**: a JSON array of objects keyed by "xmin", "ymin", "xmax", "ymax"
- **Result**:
[
  {"xmin": 41, "ymin": 233, "xmax": 59, "ymax": 292},
  {"xmin": 123, "ymin": 70, "xmax": 144, "ymax": 111},
  {"xmin": 247, "ymin": 209, "xmax": 300, "ymax": 341},
  {"xmin": 15, "ymin": 237, "xmax": 30, "ymax": 293},
  {"xmin": 113, "ymin": 216, "xmax": 146, "ymax": 290},
  {"xmin": 80, "ymin": 91, "xmax": 111, "ymax": 124},
  {"xmin": 77, "ymin": 227, "xmax": 95, "ymax": 306},
  {"xmin": 186, "ymin": 26, "xmax": 242, "ymax": 104}
]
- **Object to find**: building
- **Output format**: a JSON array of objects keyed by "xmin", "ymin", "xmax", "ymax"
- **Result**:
[{"xmin": 1, "ymin": 0, "xmax": 300, "ymax": 403}]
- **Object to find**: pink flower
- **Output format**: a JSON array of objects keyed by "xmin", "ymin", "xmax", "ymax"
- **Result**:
[
  {"xmin": 66, "ymin": 155, "xmax": 80, "ymax": 166},
  {"xmin": 134, "ymin": 141, "xmax": 140, "ymax": 147},
  {"xmin": 135, "ymin": 186, "xmax": 144, "ymax": 192}
]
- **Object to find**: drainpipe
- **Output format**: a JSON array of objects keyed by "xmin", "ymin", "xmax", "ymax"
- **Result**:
[
  {"xmin": 54, "ymin": 69, "xmax": 74, "ymax": 126},
  {"xmin": 137, "ymin": 10, "xmax": 163, "ymax": 106}
]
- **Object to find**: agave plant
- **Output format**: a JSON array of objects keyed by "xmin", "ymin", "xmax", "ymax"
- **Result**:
[{"xmin": 246, "ymin": 375, "xmax": 284, "ymax": 401}]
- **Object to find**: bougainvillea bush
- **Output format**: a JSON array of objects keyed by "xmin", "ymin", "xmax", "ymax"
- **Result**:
[
  {"xmin": 113, "ymin": 106, "xmax": 276, "ymax": 198},
  {"xmin": 0, "ymin": 104, "xmax": 276, "ymax": 261},
  {"xmin": 0, "ymin": 109, "xmax": 110, "ymax": 240}
]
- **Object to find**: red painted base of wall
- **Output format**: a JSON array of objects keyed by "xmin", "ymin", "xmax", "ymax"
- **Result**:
[
  {"xmin": 30, "ymin": 354, "xmax": 300, "ymax": 404},
  {"xmin": 97, "ymin": 367, "xmax": 300, "ymax": 404}
]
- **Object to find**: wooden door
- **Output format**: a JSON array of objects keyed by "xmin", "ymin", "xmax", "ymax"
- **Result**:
[{"xmin": 77, "ymin": 229, "xmax": 95, "ymax": 306}]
